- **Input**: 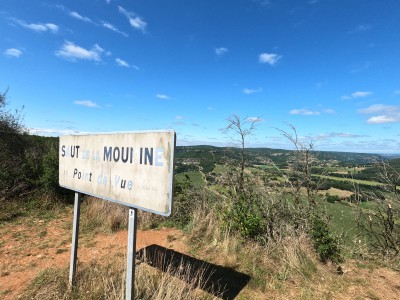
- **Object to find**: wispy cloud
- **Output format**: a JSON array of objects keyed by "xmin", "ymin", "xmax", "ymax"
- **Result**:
[
  {"xmin": 74, "ymin": 100, "xmax": 100, "ymax": 108},
  {"xmin": 215, "ymin": 47, "xmax": 228, "ymax": 56},
  {"xmin": 290, "ymin": 108, "xmax": 320, "ymax": 116},
  {"xmin": 118, "ymin": 6, "xmax": 147, "ymax": 32},
  {"xmin": 350, "ymin": 61, "xmax": 371, "ymax": 73},
  {"xmin": 4, "ymin": 48, "xmax": 22, "ymax": 58},
  {"xmin": 156, "ymin": 94, "xmax": 171, "ymax": 100},
  {"xmin": 259, "ymin": 53, "xmax": 282, "ymax": 65},
  {"xmin": 348, "ymin": 24, "xmax": 371, "ymax": 34},
  {"xmin": 341, "ymin": 91, "xmax": 373, "ymax": 100},
  {"xmin": 13, "ymin": 19, "xmax": 58, "ymax": 33},
  {"xmin": 115, "ymin": 58, "xmax": 129, "ymax": 67},
  {"xmin": 243, "ymin": 87, "xmax": 263, "ymax": 94},
  {"xmin": 173, "ymin": 121, "xmax": 185, "ymax": 126},
  {"xmin": 317, "ymin": 132, "xmax": 369, "ymax": 140},
  {"xmin": 55, "ymin": 41, "xmax": 105, "ymax": 62},
  {"xmin": 102, "ymin": 22, "xmax": 128, "ymax": 37},
  {"xmin": 28, "ymin": 128, "xmax": 81, "ymax": 136},
  {"xmin": 70, "ymin": 11, "xmax": 93, "ymax": 23},
  {"xmin": 324, "ymin": 108, "xmax": 336, "ymax": 114},
  {"xmin": 247, "ymin": 117, "xmax": 264, "ymax": 122},
  {"xmin": 359, "ymin": 104, "xmax": 400, "ymax": 124},
  {"xmin": 353, "ymin": 91, "xmax": 372, "ymax": 98}
]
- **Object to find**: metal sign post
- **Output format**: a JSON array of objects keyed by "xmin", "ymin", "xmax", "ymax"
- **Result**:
[
  {"xmin": 69, "ymin": 192, "xmax": 81, "ymax": 286},
  {"xmin": 125, "ymin": 208, "xmax": 138, "ymax": 300}
]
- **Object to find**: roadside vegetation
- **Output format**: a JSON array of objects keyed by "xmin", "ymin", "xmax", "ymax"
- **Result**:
[{"xmin": 2, "ymin": 94, "xmax": 400, "ymax": 299}]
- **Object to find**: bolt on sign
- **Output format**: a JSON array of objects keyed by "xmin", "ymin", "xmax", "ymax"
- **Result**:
[{"xmin": 59, "ymin": 130, "xmax": 176, "ymax": 216}]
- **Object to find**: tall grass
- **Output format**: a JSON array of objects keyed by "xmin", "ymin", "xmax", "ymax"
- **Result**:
[
  {"xmin": 21, "ymin": 253, "xmax": 220, "ymax": 300},
  {"xmin": 80, "ymin": 197, "xmax": 129, "ymax": 234}
]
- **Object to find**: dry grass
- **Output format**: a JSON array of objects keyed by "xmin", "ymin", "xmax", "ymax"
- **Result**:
[
  {"xmin": 187, "ymin": 199, "xmax": 332, "ymax": 296},
  {"xmin": 80, "ymin": 196, "xmax": 165, "ymax": 233},
  {"xmin": 80, "ymin": 197, "xmax": 129, "ymax": 234},
  {"xmin": 20, "ymin": 252, "xmax": 220, "ymax": 300}
]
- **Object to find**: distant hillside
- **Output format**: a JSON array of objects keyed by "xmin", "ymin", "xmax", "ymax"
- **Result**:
[
  {"xmin": 175, "ymin": 145, "xmax": 385, "ymax": 173},
  {"xmin": 389, "ymin": 158, "xmax": 400, "ymax": 170}
]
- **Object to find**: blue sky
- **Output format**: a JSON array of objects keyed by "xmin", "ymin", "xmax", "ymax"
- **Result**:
[{"xmin": 1, "ymin": 0, "xmax": 400, "ymax": 153}]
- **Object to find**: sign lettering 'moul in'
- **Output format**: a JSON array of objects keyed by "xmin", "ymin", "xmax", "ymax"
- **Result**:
[{"xmin": 59, "ymin": 130, "xmax": 175, "ymax": 216}]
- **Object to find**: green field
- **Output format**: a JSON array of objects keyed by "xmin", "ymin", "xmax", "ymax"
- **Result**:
[
  {"xmin": 313, "ymin": 174, "xmax": 383, "ymax": 187},
  {"xmin": 175, "ymin": 171, "xmax": 205, "ymax": 187},
  {"xmin": 212, "ymin": 164, "xmax": 229, "ymax": 174}
]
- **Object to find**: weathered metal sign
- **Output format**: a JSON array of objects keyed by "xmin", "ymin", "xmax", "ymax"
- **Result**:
[{"xmin": 59, "ymin": 130, "xmax": 175, "ymax": 216}]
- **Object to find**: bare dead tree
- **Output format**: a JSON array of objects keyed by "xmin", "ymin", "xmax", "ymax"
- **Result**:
[
  {"xmin": 221, "ymin": 114, "xmax": 260, "ymax": 193},
  {"xmin": 353, "ymin": 159, "xmax": 400, "ymax": 258},
  {"xmin": 276, "ymin": 124, "xmax": 320, "ymax": 208}
]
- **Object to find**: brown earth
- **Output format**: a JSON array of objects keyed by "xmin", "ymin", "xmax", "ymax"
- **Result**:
[
  {"xmin": 0, "ymin": 208, "xmax": 187, "ymax": 300},
  {"xmin": 1, "ymin": 208, "xmax": 400, "ymax": 300}
]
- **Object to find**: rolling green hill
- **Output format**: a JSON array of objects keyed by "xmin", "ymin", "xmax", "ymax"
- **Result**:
[{"xmin": 175, "ymin": 145, "xmax": 386, "ymax": 174}]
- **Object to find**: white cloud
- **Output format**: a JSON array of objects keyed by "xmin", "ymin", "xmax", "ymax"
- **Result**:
[
  {"xmin": 102, "ymin": 22, "xmax": 128, "ymax": 37},
  {"xmin": 259, "ymin": 53, "xmax": 282, "ymax": 65},
  {"xmin": 351, "ymin": 91, "xmax": 372, "ymax": 98},
  {"xmin": 15, "ymin": 19, "xmax": 59, "ymax": 33},
  {"xmin": 74, "ymin": 100, "xmax": 100, "ymax": 108},
  {"xmin": 70, "ymin": 11, "xmax": 93, "ymax": 23},
  {"xmin": 341, "ymin": 91, "xmax": 372, "ymax": 100},
  {"xmin": 156, "ymin": 94, "xmax": 171, "ymax": 100},
  {"xmin": 28, "ymin": 128, "xmax": 78, "ymax": 136},
  {"xmin": 115, "ymin": 58, "xmax": 129, "ymax": 67},
  {"xmin": 215, "ymin": 47, "xmax": 228, "ymax": 56},
  {"xmin": 317, "ymin": 132, "xmax": 369, "ymax": 140},
  {"xmin": 176, "ymin": 116, "xmax": 184, "ymax": 120},
  {"xmin": 290, "ymin": 109, "xmax": 320, "ymax": 116},
  {"xmin": 247, "ymin": 117, "xmax": 264, "ymax": 122},
  {"xmin": 359, "ymin": 104, "xmax": 400, "ymax": 124},
  {"xmin": 118, "ymin": 6, "xmax": 147, "ymax": 32},
  {"xmin": 358, "ymin": 104, "xmax": 393, "ymax": 114},
  {"xmin": 55, "ymin": 41, "xmax": 104, "ymax": 62},
  {"xmin": 367, "ymin": 115, "xmax": 398, "ymax": 124},
  {"xmin": 4, "ymin": 48, "xmax": 22, "ymax": 58},
  {"xmin": 243, "ymin": 87, "xmax": 263, "ymax": 94}
]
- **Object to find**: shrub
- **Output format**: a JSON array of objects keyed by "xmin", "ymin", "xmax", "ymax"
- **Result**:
[
  {"xmin": 311, "ymin": 216, "xmax": 343, "ymax": 264},
  {"xmin": 227, "ymin": 194, "xmax": 264, "ymax": 239},
  {"xmin": 326, "ymin": 194, "xmax": 340, "ymax": 203}
]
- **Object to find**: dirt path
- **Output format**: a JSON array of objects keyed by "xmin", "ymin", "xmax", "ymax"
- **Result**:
[{"xmin": 0, "ymin": 209, "xmax": 187, "ymax": 300}]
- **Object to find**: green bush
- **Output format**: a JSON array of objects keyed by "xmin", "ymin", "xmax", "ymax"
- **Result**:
[
  {"xmin": 326, "ymin": 194, "xmax": 340, "ymax": 203},
  {"xmin": 311, "ymin": 216, "xmax": 343, "ymax": 264},
  {"xmin": 223, "ymin": 193, "xmax": 265, "ymax": 240}
]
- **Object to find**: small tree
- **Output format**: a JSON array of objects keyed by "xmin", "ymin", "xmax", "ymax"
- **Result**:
[
  {"xmin": 276, "ymin": 124, "xmax": 321, "ymax": 208},
  {"xmin": 221, "ymin": 114, "xmax": 260, "ymax": 193}
]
